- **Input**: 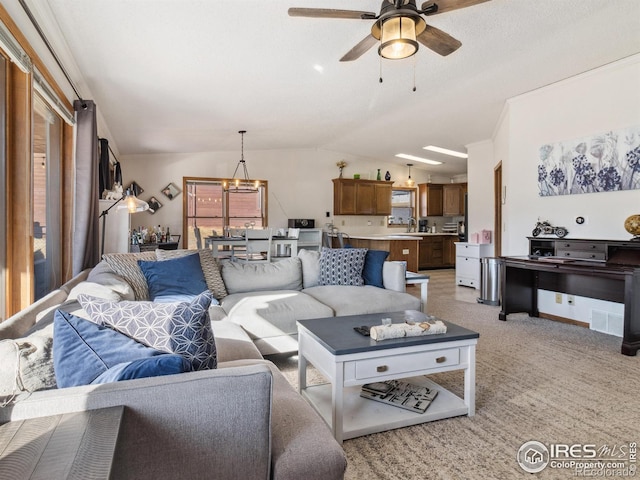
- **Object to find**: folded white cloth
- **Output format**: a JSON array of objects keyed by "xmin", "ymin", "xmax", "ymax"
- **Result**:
[{"xmin": 370, "ymin": 320, "xmax": 447, "ymax": 341}]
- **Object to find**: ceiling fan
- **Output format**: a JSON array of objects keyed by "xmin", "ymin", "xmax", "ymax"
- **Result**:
[{"xmin": 288, "ymin": 0, "xmax": 490, "ymax": 61}]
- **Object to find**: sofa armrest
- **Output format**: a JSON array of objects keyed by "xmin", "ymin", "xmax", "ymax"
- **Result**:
[
  {"xmin": 1, "ymin": 365, "xmax": 273, "ymax": 480},
  {"xmin": 382, "ymin": 261, "xmax": 407, "ymax": 292}
]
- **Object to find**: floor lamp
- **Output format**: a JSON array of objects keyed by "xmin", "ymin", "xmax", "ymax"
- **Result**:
[{"xmin": 99, "ymin": 189, "xmax": 149, "ymax": 256}]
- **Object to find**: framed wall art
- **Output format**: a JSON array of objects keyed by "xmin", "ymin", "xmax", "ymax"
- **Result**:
[
  {"xmin": 147, "ymin": 196, "xmax": 162, "ymax": 214},
  {"xmin": 126, "ymin": 181, "xmax": 144, "ymax": 196},
  {"xmin": 538, "ymin": 125, "xmax": 640, "ymax": 197},
  {"xmin": 161, "ymin": 182, "xmax": 181, "ymax": 200}
]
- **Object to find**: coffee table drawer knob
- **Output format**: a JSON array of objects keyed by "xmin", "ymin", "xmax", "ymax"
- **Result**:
[
  {"xmin": 436, "ymin": 356, "xmax": 446, "ymax": 364},
  {"xmin": 376, "ymin": 365, "xmax": 388, "ymax": 372}
]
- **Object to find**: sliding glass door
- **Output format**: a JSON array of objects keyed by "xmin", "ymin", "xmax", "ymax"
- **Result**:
[
  {"xmin": 0, "ymin": 56, "xmax": 6, "ymax": 319},
  {"xmin": 33, "ymin": 93, "xmax": 62, "ymax": 300}
]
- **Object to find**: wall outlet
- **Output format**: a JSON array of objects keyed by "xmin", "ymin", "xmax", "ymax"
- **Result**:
[
  {"xmin": 567, "ymin": 295, "xmax": 575, "ymax": 305},
  {"xmin": 402, "ymin": 249, "xmax": 410, "ymax": 255},
  {"xmin": 555, "ymin": 293, "xmax": 562, "ymax": 304},
  {"xmin": 367, "ymin": 220, "xmax": 372, "ymax": 226},
  {"xmin": 326, "ymin": 211, "xmax": 330, "ymax": 217},
  {"xmin": 341, "ymin": 220, "xmax": 345, "ymax": 226},
  {"xmin": 380, "ymin": 219, "xmax": 385, "ymax": 226}
]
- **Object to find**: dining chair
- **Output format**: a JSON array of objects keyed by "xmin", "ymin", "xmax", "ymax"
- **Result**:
[
  {"xmin": 337, "ymin": 232, "xmax": 351, "ymax": 248},
  {"xmin": 194, "ymin": 226, "xmax": 202, "ymax": 250},
  {"xmin": 287, "ymin": 228, "xmax": 300, "ymax": 239},
  {"xmin": 233, "ymin": 228, "xmax": 273, "ymax": 263}
]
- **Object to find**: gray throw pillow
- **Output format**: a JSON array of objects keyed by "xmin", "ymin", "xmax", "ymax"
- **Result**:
[{"xmin": 102, "ymin": 252, "xmax": 156, "ymax": 300}]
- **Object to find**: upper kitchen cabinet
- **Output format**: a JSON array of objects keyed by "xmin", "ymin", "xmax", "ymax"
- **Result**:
[
  {"xmin": 418, "ymin": 183, "xmax": 443, "ymax": 217},
  {"xmin": 443, "ymin": 183, "xmax": 467, "ymax": 216},
  {"xmin": 333, "ymin": 179, "xmax": 392, "ymax": 215}
]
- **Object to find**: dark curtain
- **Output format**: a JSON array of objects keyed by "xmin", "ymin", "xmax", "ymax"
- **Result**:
[
  {"xmin": 99, "ymin": 137, "xmax": 110, "ymax": 194},
  {"xmin": 72, "ymin": 100, "xmax": 100, "ymax": 273},
  {"xmin": 113, "ymin": 161, "xmax": 122, "ymax": 186}
]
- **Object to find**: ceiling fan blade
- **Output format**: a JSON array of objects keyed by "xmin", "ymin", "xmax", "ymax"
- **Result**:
[
  {"xmin": 340, "ymin": 34, "xmax": 378, "ymax": 62},
  {"xmin": 421, "ymin": 0, "xmax": 490, "ymax": 15},
  {"xmin": 288, "ymin": 8, "xmax": 377, "ymax": 20},
  {"xmin": 417, "ymin": 25, "xmax": 462, "ymax": 56}
]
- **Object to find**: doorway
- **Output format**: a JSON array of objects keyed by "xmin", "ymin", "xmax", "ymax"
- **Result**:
[{"xmin": 494, "ymin": 162, "xmax": 502, "ymax": 256}]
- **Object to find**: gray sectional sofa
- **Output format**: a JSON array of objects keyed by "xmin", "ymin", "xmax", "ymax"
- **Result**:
[
  {"xmin": 216, "ymin": 249, "xmax": 420, "ymax": 354},
  {"xmin": 0, "ymin": 247, "xmax": 420, "ymax": 479}
]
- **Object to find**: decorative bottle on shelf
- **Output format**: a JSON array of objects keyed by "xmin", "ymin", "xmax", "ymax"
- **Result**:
[
  {"xmin": 376, "ymin": 169, "xmax": 381, "ymax": 181},
  {"xmin": 385, "ymin": 171, "xmax": 391, "ymax": 181},
  {"xmin": 166, "ymin": 226, "xmax": 170, "ymax": 242}
]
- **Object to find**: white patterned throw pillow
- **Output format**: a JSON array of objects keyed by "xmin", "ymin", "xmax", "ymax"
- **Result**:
[
  {"xmin": 318, "ymin": 247, "xmax": 367, "ymax": 286},
  {"xmin": 78, "ymin": 291, "xmax": 216, "ymax": 370}
]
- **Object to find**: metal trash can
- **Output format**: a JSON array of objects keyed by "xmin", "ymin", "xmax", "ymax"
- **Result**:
[{"xmin": 477, "ymin": 257, "xmax": 501, "ymax": 306}]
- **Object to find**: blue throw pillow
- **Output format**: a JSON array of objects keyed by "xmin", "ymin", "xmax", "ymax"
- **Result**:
[
  {"xmin": 78, "ymin": 291, "xmax": 216, "ymax": 370},
  {"xmin": 53, "ymin": 310, "xmax": 166, "ymax": 388},
  {"xmin": 138, "ymin": 253, "xmax": 208, "ymax": 302},
  {"xmin": 363, "ymin": 250, "xmax": 390, "ymax": 288},
  {"xmin": 91, "ymin": 355, "xmax": 191, "ymax": 385}
]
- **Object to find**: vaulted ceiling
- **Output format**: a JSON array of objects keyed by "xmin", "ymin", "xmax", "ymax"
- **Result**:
[{"xmin": 29, "ymin": 0, "xmax": 640, "ymax": 174}]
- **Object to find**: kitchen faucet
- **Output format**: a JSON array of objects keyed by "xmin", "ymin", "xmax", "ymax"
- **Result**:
[{"xmin": 407, "ymin": 217, "xmax": 417, "ymax": 233}]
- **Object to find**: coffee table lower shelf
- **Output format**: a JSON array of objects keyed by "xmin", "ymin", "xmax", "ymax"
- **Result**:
[{"xmin": 301, "ymin": 376, "xmax": 468, "ymax": 441}]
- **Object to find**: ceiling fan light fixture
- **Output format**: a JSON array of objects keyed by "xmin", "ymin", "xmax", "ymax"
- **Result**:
[{"xmin": 379, "ymin": 16, "xmax": 418, "ymax": 59}]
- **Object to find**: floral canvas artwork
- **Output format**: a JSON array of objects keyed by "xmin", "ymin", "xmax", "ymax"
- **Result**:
[{"xmin": 537, "ymin": 125, "xmax": 640, "ymax": 196}]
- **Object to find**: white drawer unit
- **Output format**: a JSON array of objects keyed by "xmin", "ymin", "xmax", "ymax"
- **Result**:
[
  {"xmin": 353, "ymin": 347, "xmax": 461, "ymax": 380},
  {"xmin": 455, "ymin": 242, "xmax": 492, "ymax": 289}
]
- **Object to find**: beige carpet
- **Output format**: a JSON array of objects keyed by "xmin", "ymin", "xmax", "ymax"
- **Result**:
[{"xmin": 270, "ymin": 270, "xmax": 640, "ymax": 479}]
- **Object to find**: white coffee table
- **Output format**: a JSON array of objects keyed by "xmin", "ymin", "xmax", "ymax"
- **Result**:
[{"xmin": 297, "ymin": 311, "xmax": 478, "ymax": 444}]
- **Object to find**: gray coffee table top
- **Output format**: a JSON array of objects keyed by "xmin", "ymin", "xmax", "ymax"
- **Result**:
[{"xmin": 298, "ymin": 311, "xmax": 479, "ymax": 355}]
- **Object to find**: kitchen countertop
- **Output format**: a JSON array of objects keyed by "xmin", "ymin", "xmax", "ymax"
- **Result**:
[{"xmin": 343, "ymin": 233, "xmax": 459, "ymax": 240}]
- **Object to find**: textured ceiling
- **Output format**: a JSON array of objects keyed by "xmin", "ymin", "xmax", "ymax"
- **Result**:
[{"xmin": 37, "ymin": 0, "xmax": 640, "ymax": 174}]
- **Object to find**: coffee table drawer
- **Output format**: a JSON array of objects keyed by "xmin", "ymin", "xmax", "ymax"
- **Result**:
[{"xmin": 353, "ymin": 347, "xmax": 460, "ymax": 380}]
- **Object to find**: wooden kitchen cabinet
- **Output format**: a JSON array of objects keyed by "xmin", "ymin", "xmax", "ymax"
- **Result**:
[
  {"xmin": 419, "ymin": 236, "xmax": 444, "ymax": 269},
  {"xmin": 375, "ymin": 183, "xmax": 392, "ymax": 215},
  {"xmin": 443, "ymin": 236, "xmax": 457, "ymax": 266},
  {"xmin": 418, "ymin": 183, "xmax": 443, "ymax": 217},
  {"xmin": 333, "ymin": 179, "xmax": 392, "ymax": 215},
  {"xmin": 419, "ymin": 235, "xmax": 457, "ymax": 269},
  {"xmin": 419, "ymin": 183, "xmax": 467, "ymax": 217},
  {"xmin": 349, "ymin": 237, "xmax": 419, "ymax": 273},
  {"xmin": 443, "ymin": 183, "xmax": 467, "ymax": 216}
]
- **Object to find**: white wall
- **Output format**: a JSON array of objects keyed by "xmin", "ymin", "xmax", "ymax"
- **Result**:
[
  {"xmin": 121, "ymin": 148, "xmax": 449, "ymax": 238},
  {"xmin": 470, "ymin": 54, "xmax": 640, "ymax": 325},
  {"xmin": 499, "ymin": 55, "xmax": 640, "ymax": 256},
  {"xmin": 466, "ymin": 139, "xmax": 495, "ymax": 255}
]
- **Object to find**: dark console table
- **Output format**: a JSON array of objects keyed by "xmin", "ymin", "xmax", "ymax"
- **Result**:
[{"xmin": 499, "ymin": 252, "xmax": 640, "ymax": 356}]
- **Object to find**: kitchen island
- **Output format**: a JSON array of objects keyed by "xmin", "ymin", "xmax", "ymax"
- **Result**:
[{"xmin": 333, "ymin": 233, "xmax": 459, "ymax": 272}]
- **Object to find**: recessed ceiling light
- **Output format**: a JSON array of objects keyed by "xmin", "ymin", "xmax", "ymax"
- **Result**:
[
  {"xmin": 395, "ymin": 153, "xmax": 443, "ymax": 165},
  {"xmin": 313, "ymin": 64, "xmax": 324, "ymax": 73},
  {"xmin": 423, "ymin": 145, "xmax": 468, "ymax": 158}
]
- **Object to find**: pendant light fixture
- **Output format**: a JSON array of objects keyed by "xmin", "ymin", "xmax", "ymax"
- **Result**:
[
  {"xmin": 405, "ymin": 163, "xmax": 415, "ymax": 187},
  {"xmin": 226, "ymin": 130, "xmax": 259, "ymax": 192}
]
